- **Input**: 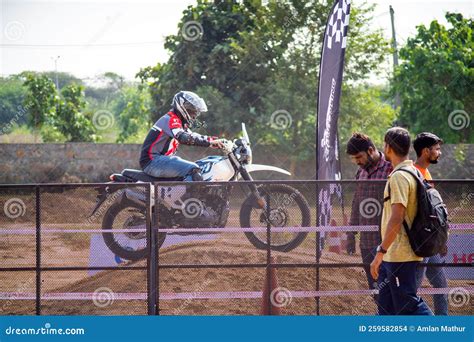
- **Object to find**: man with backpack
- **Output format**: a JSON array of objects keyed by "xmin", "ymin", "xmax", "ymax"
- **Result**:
[
  {"xmin": 370, "ymin": 127, "xmax": 433, "ymax": 315},
  {"xmin": 413, "ymin": 132, "xmax": 449, "ymax": 315}
]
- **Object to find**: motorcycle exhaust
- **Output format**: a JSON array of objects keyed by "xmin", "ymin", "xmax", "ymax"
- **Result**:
[{"xmin": 123, "ymin": 188, "xmax": 147, "ymax": 207}]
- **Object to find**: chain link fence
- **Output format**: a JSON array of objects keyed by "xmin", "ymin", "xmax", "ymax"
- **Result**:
[{"xmin": 0, "ymin": 180, "xmax": 472, "ymax": 315}]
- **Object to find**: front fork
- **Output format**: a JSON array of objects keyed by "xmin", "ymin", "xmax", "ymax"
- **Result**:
[{"xmin": 239, "ymin": 166, "xmax": 267, "ymax": 209}]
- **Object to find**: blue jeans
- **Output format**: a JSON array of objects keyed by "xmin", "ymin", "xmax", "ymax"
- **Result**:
[
  {"xmin": 361, "ymin": 247, "xmax": 378, "ymax": 305},
  {"xmin": 377, "ymin": 261, "xmax": 433, "ymax": 315},
  {"xmin": 361, "ymin": 247, "xmax": 378, "ymax": 289},
  {"xmin": 415, "ymin": 254, "xmax": 448, "ymax": 315},
  {"xmin": 143, "ymin": 155, "xmax": 199, "ymax": 179}
]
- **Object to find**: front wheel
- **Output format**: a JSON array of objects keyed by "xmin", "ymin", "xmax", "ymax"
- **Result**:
[
  {"xmin": 102, "ymin": 199, "xmax": 165, "ymax": 261},
  {"xmin": 240, "ymin": 184, "xmax": 310, "ymax": 252}
]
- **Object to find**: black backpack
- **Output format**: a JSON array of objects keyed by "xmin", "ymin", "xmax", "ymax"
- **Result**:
[{"xmin": 385, "ymin": 168, "xmax": 449, "ymax": 257}]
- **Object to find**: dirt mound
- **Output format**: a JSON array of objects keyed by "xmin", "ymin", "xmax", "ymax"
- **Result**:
[{"xmin": 3, "ymin": 237, "xmax": 472, "ymax": 316}]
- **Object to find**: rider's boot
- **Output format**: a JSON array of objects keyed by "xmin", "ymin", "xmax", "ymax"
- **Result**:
[{"xmin": 181, "ymin": 168, "xmax": 214, "ymax": 220}]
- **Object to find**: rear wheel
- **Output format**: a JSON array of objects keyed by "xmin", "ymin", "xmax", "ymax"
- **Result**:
[
  {"xmin": 102, "ymin": 199, "xmax": 165, "ymax": 261},
  {"xmin": 240, "ymin": 184, "xmax": 310, "ymax": 252}
]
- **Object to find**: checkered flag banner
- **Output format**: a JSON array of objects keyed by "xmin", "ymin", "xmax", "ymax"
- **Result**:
[
  {"xmin": 326, "ymin": 0, "xmax": 351, "ymax": 49},
  {"xmin": 316, "ymin": 0, "xmax": 351, "ymax": 233}
]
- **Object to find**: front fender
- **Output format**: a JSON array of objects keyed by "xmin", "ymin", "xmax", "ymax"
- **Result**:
[{"xmin": 239, "ymin": 164, "xmax": 291, "ymax": 178}]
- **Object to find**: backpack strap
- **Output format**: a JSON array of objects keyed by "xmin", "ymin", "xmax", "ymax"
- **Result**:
[
  {"xmin": 384, "ymin": 167, "xmax": 423, "ymax": 201},
  {"xmin": 383, "ymin": 167, "xmax": 423, "ymax": 234}
]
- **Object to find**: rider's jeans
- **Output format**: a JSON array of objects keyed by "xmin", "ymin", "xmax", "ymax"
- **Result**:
[{"xmin": 143, "ymin": 155, "xmax": 199, "ymax": 178}]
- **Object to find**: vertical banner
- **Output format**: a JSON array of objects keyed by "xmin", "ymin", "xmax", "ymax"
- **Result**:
[{"xmin": 317, "ymin": 0, "xmax": 351, "ymax": 230}]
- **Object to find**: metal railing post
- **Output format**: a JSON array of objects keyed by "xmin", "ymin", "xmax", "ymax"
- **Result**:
[
  {"xmin": 265, "ymin": 191, "xmax": 272, "ymax": 315},
  {"xmin": 147, "ymin": 183, "xmax": 157, "ymax": 315},
  {"xmin": 35, "ymin": 186, "xmax": 41, "ymax": 315}
]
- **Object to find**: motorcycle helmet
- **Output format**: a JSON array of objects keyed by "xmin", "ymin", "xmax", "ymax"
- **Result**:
[{"xmin": 172, "ymin": 91, "xmax": 208, "ymax": 126}]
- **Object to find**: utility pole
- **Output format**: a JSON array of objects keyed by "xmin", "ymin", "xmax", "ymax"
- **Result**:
[
  {"xmin": 51, "ymin": 55, "xmax": 60, "ymax": 90},
  {"xmin": 389, "ymin": 5, "xmax": 401, "ymax": 108}
]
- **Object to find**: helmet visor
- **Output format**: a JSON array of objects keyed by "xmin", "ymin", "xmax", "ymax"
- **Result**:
[{"xmin": 183, "ymin": 92, "xmax": 208, "ymax": 118}]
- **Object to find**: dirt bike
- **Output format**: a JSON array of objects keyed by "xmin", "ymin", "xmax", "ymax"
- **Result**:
[{"xmin": 90, "ymin": 124, "xmax": 311, "ymax": 261}]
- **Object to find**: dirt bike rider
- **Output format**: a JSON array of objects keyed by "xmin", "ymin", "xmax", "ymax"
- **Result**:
[{"xmin": 139, "ymin": 91, "xmax": 225, "ymax": 183}]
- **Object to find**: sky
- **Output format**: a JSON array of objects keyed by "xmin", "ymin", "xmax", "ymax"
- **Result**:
[{"xmin": 0, "ymin": 0, "xmax": 472, "ymax": 84}]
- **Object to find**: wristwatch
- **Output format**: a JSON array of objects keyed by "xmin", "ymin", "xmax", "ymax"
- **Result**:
[{"xmin": 376, "ymin": 245, "xmax": 387, "ymax": 254}]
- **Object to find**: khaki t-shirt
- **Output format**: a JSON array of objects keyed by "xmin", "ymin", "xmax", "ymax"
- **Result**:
[{"xmin": 381, "ymin": 160, "xmax": 423, "ymax": 262}]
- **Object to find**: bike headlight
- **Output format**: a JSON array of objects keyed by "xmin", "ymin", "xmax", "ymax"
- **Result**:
[{"xmin": 239, "ymin": 145, "xmax": 252, "ymax": 164}]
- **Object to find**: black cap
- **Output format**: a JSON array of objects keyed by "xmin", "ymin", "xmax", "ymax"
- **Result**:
[{"xmin": 413, "ymin": 132, "xmax": 443, "ymax": 156}]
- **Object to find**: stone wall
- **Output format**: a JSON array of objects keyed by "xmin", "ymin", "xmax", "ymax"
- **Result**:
[{"xmin": 0, "ymin": 143, "xmax": 472, "ymax": 184}]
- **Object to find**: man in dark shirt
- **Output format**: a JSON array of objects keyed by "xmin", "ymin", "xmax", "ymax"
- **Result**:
[{"xmin": 346, "ymin": 133, "xmax": 393, "ymax": 298}]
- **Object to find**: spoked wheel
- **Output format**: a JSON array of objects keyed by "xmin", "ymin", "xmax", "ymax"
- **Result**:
[
  {"xmin": 240, "ymin": 184, "xmax": 311, "ymax": 252},
  {"xmin": 102, "ymin": 199, "xmax": 165, "ymax": 261}
]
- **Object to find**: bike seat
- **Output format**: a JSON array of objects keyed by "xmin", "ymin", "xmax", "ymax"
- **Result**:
[{"xmin": 121, "ymin": 169, "xmax": 184, "ymax": 182}]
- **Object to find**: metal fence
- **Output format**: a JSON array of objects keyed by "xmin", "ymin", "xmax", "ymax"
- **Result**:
[{"xmin": 0, "ymin": 180, "xmax": 472, "ymax": 316}]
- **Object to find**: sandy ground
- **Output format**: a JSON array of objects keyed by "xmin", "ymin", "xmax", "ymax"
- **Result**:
[
  {"xmin": 1, "ymin": 234, "xmax": 472, "ymax": 316},
  {"xmin": 0, "ymin": 187, "xmax": 472, "ymax": 315}
]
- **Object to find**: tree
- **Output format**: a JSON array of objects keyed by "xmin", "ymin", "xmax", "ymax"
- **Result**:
[
  {"xmin": 85, "ymin": 72, "xmax": 125, "ymax": 103},
  {"xmin": 23, "ymin": 73, "xmax": 57, "ymax": 141},
  {"xmin": 137, "ymin": 0, "xmax": 298, "ymax": 132},
  {"xmin": 23, "ymin": 73, "xmax": 98, "ymax": 142},
  {"xmin": 392, "ymin": 13, "xmax": 473, "ymax": 143},
  {"xmin": 137, "ymin": 0, "xmax": 390, "ymax": 170},
  {"xmin": 115, "ymin": 85, "xmax": 151, "ymax": 143},
  {"xmin": 0, "ymin": 76, "xmax": 28, "ymax": 133},
  {"xmin": 339, "ymin": 85, "xmax": 397, "ymax": 148},
  {"xmin": 40, "ymin": 71, "xmax": 83, "ymax": 90},
  {"xmin": 55, "ymin": 84, "xmax": 97, "ymax": 142},
  {"xmin": 244, "ymin": 1, "xmax": 390, "ymax": 173}
]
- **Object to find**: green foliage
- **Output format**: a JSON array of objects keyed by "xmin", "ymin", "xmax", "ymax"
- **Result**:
[
  {"xmin": 40, "ymin": 71, "xmax": 83, "ymax": 90},
  {"xmin": 22, "ymin": 74, "xmax": 97, "ymax": 142},
  {"xmin": 339, "ymin": 85, "xmax": 397, "ymax": 148},
  {"xmin": 23, "ymin": 73, "xmax": 57, "ymax": 131},
  {"xmin": 138, "ymin": 0, "xmax": 390, "ymax": 164},
  {"xmin": 453, "ymin": 143, "xmax": 467, "ymax": 164},
  {"xmin": 55, "ymin": 84, "xmax": 97, "ymax": 142},
  {"xmin": 115, "ymin": 85, "xmax": 152, "ymax": 143},
  {"xmin": 0, "ymin": 125, "xmax": 40, "ymax": 143},
  {"xmin": 39, "ymin": 124, "xmax": 66, "ymax": 143},
  {"xmin": 85, "ymin": 72, "xmax": 124, "ymax": 103},
  {"xmin": 0, "ymin": 76, "xmax": 28, "ymax": 133},
  {"xmin": 392, "ymin": 13, "xmax": 473, "ymax": 143}
]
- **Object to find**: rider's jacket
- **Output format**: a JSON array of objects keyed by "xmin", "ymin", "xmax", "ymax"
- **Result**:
[{"xmin": 140, "ymin": 111, "xmax": 214, "ymax": 169}]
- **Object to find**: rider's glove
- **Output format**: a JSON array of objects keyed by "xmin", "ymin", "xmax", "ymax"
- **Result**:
[{"xmin": 210, "ymin": 139, "xmax": 226, "ymax": 149}]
